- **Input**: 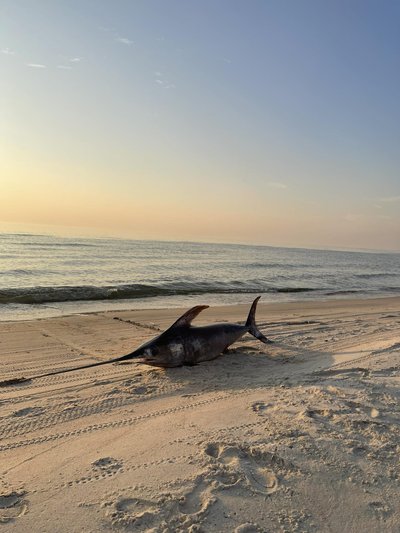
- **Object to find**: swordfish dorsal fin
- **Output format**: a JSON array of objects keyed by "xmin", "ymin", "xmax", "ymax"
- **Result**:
[{"xmin": 168, "ymin": 305, "xmax": 209, "ymax": 329}]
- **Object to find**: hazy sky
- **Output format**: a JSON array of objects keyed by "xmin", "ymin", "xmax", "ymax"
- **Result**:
[{"xmin": 1, "ymin": 0, "xmax": 399, "ymax": 250}]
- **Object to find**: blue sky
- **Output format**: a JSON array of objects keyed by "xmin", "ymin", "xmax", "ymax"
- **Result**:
[{"xmin": 1, "ymin": 1, "xmax": 399, "ymax": 250}]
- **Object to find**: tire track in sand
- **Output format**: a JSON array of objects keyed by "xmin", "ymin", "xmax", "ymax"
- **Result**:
[
  {"xmin": 0, "ymin": 381, "xmax": 183, "ymax": 439},
  {"xmin": 0, "ymin": 388, "xmax": 261, "ymax": 451}
]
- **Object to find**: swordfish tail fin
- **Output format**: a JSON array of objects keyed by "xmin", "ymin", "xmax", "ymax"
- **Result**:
[{"xmin": 245, "ymin": 296, "xmax": 273, "ymax": 344}]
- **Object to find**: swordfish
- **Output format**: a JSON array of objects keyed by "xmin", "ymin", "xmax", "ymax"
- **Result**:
[{"xmin": 0, "ymin": 297, "xmax": 272, "ymax": 386}]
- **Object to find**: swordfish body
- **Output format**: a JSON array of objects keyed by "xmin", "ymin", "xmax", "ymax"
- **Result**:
[
  {"xmin": 134, "ymin": 296, "xmax": 271, "ymax": 367},
  {"xmin": 0, "ymin": 297, "xmax": 271, "ymax": 386}
]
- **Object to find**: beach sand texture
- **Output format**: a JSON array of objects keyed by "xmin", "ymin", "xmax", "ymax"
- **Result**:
[{"xmin": 1, "ymin": 297, "xmax": 399, "ymax": 532}]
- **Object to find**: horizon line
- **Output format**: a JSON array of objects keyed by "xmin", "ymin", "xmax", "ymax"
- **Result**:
[{"xmin": 0, "ymin": 228, "xmax": 399, "ymax": 255}]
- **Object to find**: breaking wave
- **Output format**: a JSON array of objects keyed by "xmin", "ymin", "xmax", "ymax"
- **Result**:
[{"xmin": 0, "ymin": 283, "xmax": 319, "ymax": 305}]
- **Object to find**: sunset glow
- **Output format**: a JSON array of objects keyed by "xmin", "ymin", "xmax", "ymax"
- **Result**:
[{"xmin": 1, "ymin": 1, "xmax": 399, "ymax": 250}]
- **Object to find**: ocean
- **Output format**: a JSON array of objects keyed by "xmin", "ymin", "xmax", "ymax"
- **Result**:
[{"xmin": 0, "ymin": 233, "xmax": 399, "ymax": 321}]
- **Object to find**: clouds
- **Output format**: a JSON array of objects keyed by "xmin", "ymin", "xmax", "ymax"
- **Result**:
[
  {"xmin": 27, "ymin": 63, "xmax": 46, "ymax": 69},
  {"xmin": 56, "ymin": 57, "xmax": 83, "ymax": 70},
  {"xmin": 115, "ymin": 37, "xmax": 134, "ymax": 45},
  {"xmin": 379, "ymin": 195, "xmax": 400, "ymax": 203},
  {"xmin": 154, "ymin": 71, "xmax": 175, "ymax": 89},
  {"xmin": 267, "ymin": 182, "xmax": 288, "ymax": 189},
  {"xmin": 2, "ymin": 45, "xmax": 82, "ymax": 71},
  {"xmin": 155, "ymin": 78, "xmax": 175, "ymax": 89},
  {"xmin": 28, "ymin": 58, "xmax": 82, "ymax": 70},
  {"xmin": 373, "ymin": 194, "xmax": 400, "ymax": 210},
  {"xmin": 99, "ymin": 26, "xmax": 134, "ymax": 46}
]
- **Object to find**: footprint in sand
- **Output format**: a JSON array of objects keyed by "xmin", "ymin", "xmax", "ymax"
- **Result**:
[
  {"xmin": 367, "ymin": 501, "xmax": 392, "ymax": 519},
  {"xmin": 204, "ymin": 443, "xmax": 279, "ymax": 495},
  {"xmin": 107, "ymin": 497, "xmax": 159, "ymax": 529},
  {"xmin": 116, "ymin": 379, "xmax": 158, "ymax": 395},
  {"xmin": 12, "ymin": 406, "xmax": 45, "ymax": 418},
  {"xmin": 92, "ymin": 457, "xmax": 123, "ymax": 474},
  {"xmin": 251, "ymin": 401, "xmax": 272, "ymax": 415},
  {"xmin": 178, "ymin": 477, "xmax": 216, "ymax": 516},
  {"xmin": 106, "ymin": 486, "xmax": 215, "ymax": 532},
  {"xmin": 0, "ymin": 492, "xmax": 28, "ymax": 523}
]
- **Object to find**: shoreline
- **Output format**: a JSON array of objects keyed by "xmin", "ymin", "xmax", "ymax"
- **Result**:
[
  {"xmin": 1, "ymin": 296, "xmax": 399, "ymax": 531},
  {"xmin": 1, "ymin": 292, "xmax": 400, "ymax": 324}
]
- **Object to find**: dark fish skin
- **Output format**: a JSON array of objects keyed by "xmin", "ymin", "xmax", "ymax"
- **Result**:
[
  {"xmin": 0, "ymin": 297, "xmax": 271, "ymax": 386},
  {"xmin": 137, "ymin": 323, "xmax": 249, "ymax": 367},
  {"xmin": 105, "ymin": 296, "xmax": 271, "ymax": 367}
]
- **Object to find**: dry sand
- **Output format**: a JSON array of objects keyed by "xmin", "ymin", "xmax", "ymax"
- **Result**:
[{"xmin": 0, "ymin": 297, "xmax": 399, "ymax": 532}]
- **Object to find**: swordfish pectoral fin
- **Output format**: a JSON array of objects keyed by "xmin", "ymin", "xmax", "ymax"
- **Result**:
[
  {"xmin": 246, "ymin": 296, "xmax": 274, "ymax": 344},
  {"xmin": 168, "ymin": 305, "xmax": 210, "ymax": 329}
]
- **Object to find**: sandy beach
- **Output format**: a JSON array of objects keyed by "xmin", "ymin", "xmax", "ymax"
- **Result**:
[{"xmin": 1, "ymin": 296, "xmax": 399, "ymax": 532}]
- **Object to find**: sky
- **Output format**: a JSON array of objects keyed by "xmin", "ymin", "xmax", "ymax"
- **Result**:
[{"xmin": 1, "ymin": 0, "xmax": 399, "ymax": 251}]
